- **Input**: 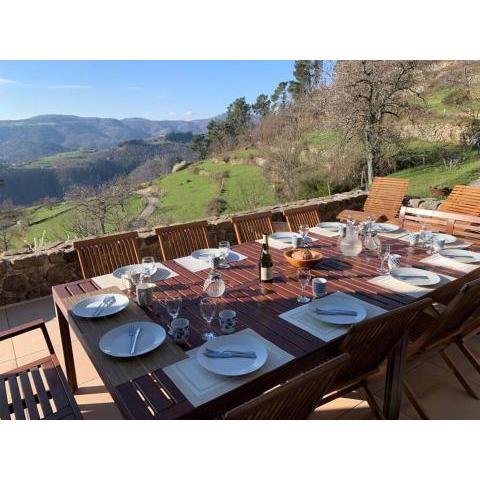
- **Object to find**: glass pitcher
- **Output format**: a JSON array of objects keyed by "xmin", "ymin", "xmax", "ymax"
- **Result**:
[
  {"xmin": 203, "ymin": 255, "xmax": 226, "ymax": 298},
  {"xmin": 339, "ymin": 220, "xmax": 363, "ymax": 257}
]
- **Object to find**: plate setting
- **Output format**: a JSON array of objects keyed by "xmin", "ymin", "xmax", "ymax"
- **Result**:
[
  {"xmin": 112, "ymin": 263, "xmax": 171, "ymax": 282},
  {"xmin": 390, "ymin": 267, "xmax": 441, "ymax": 286},
  {"xmin": 72, "ymin": 293, "xmax": 129, "ymax": 318},
  {"xmin": 270, "ymin": 232, "xmax": 313, "ymax": 244},
  {"xmin": 317, "ymin": 222, "xmax": 344, "ymax": 231},
  {"xmin": 439, "ymin": 249, "xmax": 480, "ymax": 264},
  {"xmin": 308, "ymin": 295, "xmax": 367, "ymax": 325},
  {"xmin": 196, "ymin": 334, "xmax": 268, "ymax": 376},
  {"xmin": 99, "ymin": 321, "xmax": 167, "ymax": 358},
  {"xmin": 373, "ymin": 223, "xmax": 400, "ymax": 233}
]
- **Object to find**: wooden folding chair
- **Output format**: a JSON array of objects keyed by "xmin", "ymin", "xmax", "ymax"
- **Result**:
[
  {"xmin": 0, "ymin": 319, "xmax": 82, "ymax": 420},
  {"xmin": 73, "ymin": 231, "xmax": 141, "ymax": 279},
  {"xmin": 337, "ymin": 177, "xmax": 409, "ymax": 222},
  {"xmin": 320, "ymin": 297, "xmax": 432, "ymax": 419},
  {"xmin": 404, "ymin": 276, "xmax": 480, "ymax": 419},
  {"xmin": 439, "ymin": 185, "xmax": 480, "ymax": 217},
  {"xmin": 231, "ymin": 212, "xmax": 274, "ymax": 244},
  {"xmin": 155, "ymin": 220, "xmax": 210, "ymax": 261},
  {"xmin": 283, "ymin": 205, "xmax": 321, "ymax": 233},
  {"xmin": 223, "ymin": 354, "xmax": 349, "ymax": 420}
]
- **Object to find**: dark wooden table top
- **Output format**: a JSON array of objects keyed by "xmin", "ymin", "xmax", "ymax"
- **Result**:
[{"xmin": 52, "ymin": 231, "xmax": 480, "ymax": 419}]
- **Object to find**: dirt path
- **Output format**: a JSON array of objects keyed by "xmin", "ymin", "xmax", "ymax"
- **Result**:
[{"xmin": 131, "ymin": 187, "xmax": 159, "ymax": 228}]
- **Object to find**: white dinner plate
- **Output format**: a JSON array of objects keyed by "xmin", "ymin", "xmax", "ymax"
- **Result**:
[
  {"xmin": 191, "ymin": 248, "xmax": 220, "ymax": 261},
  {"xmin": 435, "ymin": 233, "xmax": 457, "ymax": 244},
  {"xmin": 99, "ymin": 321, "xmax": 166, "ymax": 358},
  {"xmin": 72, "ymin": 293, "xmax": 129, "ymax": 318},
  {"xmin": 112, "ymin": 263, "xmax": 171, "ymax": 281},
  {"xmin": 308, "ymin": 295, "xmax": 367, "ymax": 325},
  {"xmin": 439, "ymin": 249, "xmax": 480, "ymax": 264},
  {"xmin": 373, "ymin": 223, "xmax": 400, "ymax": 233},
  {"xmin": 390, "ymin": 267, "xmax": 441, "ymax": 286},
  {"xmin": 317, "ymin": 222, "xmax": 344, "ymax": 231},
  {"xmin": 270, "ymin": 232, "xmax": 312, "ymax": 244},
  {"xmin": 196, "ymin": 334, "xmax": 268, "ymax": 377}
]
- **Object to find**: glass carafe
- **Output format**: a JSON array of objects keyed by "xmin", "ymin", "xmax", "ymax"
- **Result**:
[{"xmin": 339, "ymin": 221, "xmax": 363, "ymax": 257}]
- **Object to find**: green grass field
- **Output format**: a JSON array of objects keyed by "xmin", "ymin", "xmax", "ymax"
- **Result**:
[
  {"xmin": 23, "ymin": 150, "xmax": 90, "ymax": 168},
  {"xmin": 156, "ymin": 160, "xmax": 275, "ymax": 222},
  {"xmin": 9, "ymin": 194, "xmax": 147, "ymax": 249}
]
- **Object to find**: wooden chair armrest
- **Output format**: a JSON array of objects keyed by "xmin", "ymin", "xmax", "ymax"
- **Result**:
[{"xmin": 0, "ymin": 318, "xmax": 55, "ymax": 354}]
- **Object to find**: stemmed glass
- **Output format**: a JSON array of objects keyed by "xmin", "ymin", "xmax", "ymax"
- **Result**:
[
  {"xmin": 377, "ymin": 244, "xmax": 391, "ymax": 274},
  {"xmin": 297, "ymin": 268, "xmax": 311, "ymax": 304},
  {"xmin": 141, "ymin": 256, "xmax": 157, "ymax": 279},
  {"xmin": 200, "ymin": 297, "xmax": 217, "ymax": 341},
  {"xmin": 164, "ymin": 296, "xmax": 182, "ymax": 323},
  {"xmin": 218, "ymin": 240, "xmax": 231, "ymax": 269},
  {"xmin": 299, "ymin": 224, "xmax": 309, "ymax": 247}
]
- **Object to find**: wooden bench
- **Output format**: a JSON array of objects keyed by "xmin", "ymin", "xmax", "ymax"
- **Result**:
[
  {"xmin": 337, "ymin": 177, "xmax": 409, "ymax": 222},
  {"xmin": 397, "ymin": 206, "xmax": 480, "ymax": 242}
]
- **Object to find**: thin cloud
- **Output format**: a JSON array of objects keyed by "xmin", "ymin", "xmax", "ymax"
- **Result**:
[
  {"xmin": 185, "ymin": 111, "xmax": 193, "ymax": 116},
  {"xmin": 48, "ymin": 84, "xmax": 93, "ymax": 90},
  {"xmin": 0, "ymin": 77, "xmax": 18, "ymax": 85}
]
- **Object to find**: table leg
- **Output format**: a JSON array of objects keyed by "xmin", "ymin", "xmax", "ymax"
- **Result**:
[
  {"xmin": 56, "ymin": 303, "xmax": 78, "ymax": 392},
  {"xmin": 383, "ymin": 332, "xmax": 408, "ymax": 419}
]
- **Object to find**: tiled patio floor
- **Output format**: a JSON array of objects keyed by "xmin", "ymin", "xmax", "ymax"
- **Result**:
[{"xmin": 2, "ymin": 295, "xmax": 480, "ymax": 420}]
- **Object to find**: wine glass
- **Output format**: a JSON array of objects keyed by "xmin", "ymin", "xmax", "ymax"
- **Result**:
[
  {"xmin": 377, "ymin": 244, "xmax": 391, "ymax": 274},
  {"xmin": 141, "ymin": 256, "xmax": 157, "ymax": 279},
  {"xmin": 200, "ymin": 297, "xmax": 217, "ymax": 341},
  {"xmin": 164, "ymin": 296, "xmax": 182, "ymax": 323},
  {"xmin": 299, "ymin": 224, "xmax": 309, "ymax": 246},
  {"xmin": 297, "ymin": 268, "xmax": 311, "ymax": 304},
  {"xmin": 218, "ymin": 240, "xmax": 230, "ymax": 269}
]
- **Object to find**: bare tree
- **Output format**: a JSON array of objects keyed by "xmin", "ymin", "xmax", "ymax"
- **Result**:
[
  {"xmin": 330, "ymin": 61, "xmax": 430, "ymax": 185},
  {"xmin": 0, "ymin": 199, "xmax": 25, "ymax": 251}
]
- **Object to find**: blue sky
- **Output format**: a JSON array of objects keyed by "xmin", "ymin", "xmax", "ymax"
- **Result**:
[{"xmin": 0, "ymin": 60, "xmax": 295, "ymax": 121}]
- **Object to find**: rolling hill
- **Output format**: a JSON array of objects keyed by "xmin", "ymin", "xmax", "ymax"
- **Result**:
[{"xmin": 0, "ymin": 114, "xmax": 221, "ymax": 164}]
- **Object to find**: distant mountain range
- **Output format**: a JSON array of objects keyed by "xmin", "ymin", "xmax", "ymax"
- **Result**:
[{"xmin": 0, "ymin": 114, "xmax": 222, "ymax": 164}]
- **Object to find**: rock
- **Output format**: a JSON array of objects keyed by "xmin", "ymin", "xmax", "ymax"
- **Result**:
[
  {"xmin": 10, "ymin": 252, "xmax": 48, "ymax": 269},
  {"xmin": 3, "ymin": 273, "xmax": 29, "ymax": 292},
  {"xmin": 46, "ymin": 263, "xmax": 78, "ymax": 284},
  {"xmin": 171, "ymin": 161, "xmax": 188, "ymax": 173}
]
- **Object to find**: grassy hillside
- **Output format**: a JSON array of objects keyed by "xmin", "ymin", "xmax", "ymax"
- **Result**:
[
  {"xmin": 23, "ymin": 150, "xmax": 90, "ymax": 168},
  {"xmin": 156, "ymin": 159, "xmax": 276, "ymax": 222}
]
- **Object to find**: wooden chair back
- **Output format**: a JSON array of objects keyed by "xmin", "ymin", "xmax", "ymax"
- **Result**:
[
  {"xmin": 223, "ymin": 354, "xmax": 349, "ymax": 420},
  {"xmin": 155, "ymin": 220, "xmax": 210, "ymax": 261},
  {"xmin": 416, "ymin": 277, "xmax": 480, "ymax": 351},
  {"xmin": 231, "ymin": 212, "xmax": 274, "ymax": 244},
  {"xmin": 363, "ymin": 177, "xmax": 409, "ymax": 217},
  {"xmin": 73, "ymin": 231, "xmax": 141, "ymax": 279},
  {"xmin": 337, "ymin": 297, "xmax": 432, "ymax": 383},
  {"xmin": 283, "ymin": 205, "xmax": 321, "ymax": 232},
  {"xmin": 439, "ymin": 185, "xmax": 480, "ymax": 216},
  {"xmin": 398, "ymin": 206, "xmax": 480, "ymax": 242}
]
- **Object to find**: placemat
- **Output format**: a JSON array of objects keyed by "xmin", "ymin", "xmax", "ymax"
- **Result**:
[
  {"xmin": 255, "ymin": 238, "xmax": 291, "ymax": 249},
  {"xmin": 368, "ymin": 272, "xmax": 455, "ymax": 298},
  {"xmin": 174, "ymin": 251, "xmax": 248, "ymax": 272},
  {"xmin": 278, "ymin": 291, "xmax": 387, "ymax": 342},
  {"xmin": 163, "ymin": 328, "xmax": 294, "ymax": 407},
  {"xmin": 64, "ymin": 287, "xmax": 187, "ymax": 386},
  {"xmin": 378, "ymin": 229, "xmax": 409, "ymax": 240},
  {"xmin": 420, "ymin": 254, "xmax": 479, "ymax": 273},
  {"xmin": 309, "ymin": 226, "xmax": 339, "ymax": 238}
]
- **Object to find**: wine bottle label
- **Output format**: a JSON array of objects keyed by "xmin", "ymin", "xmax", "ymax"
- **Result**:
[{"xmin": 260, "ymin": 266, "xmax": 273, "ymax": 281}]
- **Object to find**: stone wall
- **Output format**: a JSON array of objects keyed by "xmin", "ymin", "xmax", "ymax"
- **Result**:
[{"xmin": 0, "ymin": 190, "xmax": 367, "ymax": 306}]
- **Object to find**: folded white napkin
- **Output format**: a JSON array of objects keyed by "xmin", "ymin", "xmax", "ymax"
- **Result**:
[
  {"xmin": 278, "ymin": 291, "xmax": 387, "ymax": 342},
  {"xmin": 420, "ymin": 254, "xmax": 479, "ymax": 273},
  {"xmin": 309, "ymin": 226, "xmax": 339, "ymax": 238},
  {"xmin": 163, "ymin": 328, "xmax": 294, "ymax": 407},
  {"xmin": 368, "ymin": 272, "xmax": 455, "ymax": 298}
]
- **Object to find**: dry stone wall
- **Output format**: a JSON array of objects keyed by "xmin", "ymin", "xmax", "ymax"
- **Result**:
[{"xmin": 0, "ymin": 190, "xmax": 367, "ymax": 306}]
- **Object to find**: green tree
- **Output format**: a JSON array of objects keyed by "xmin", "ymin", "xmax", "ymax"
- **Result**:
[
  {"xmin": 252, "ymin": 94, "xmax": 271, "ymax": 118},
  {"xmin": 191, "ymin": 134, "xmax": 209, "ymax": 159},
  {"xmin": 271, "ymin": 81, "xmax": 289, "ymax": 110},
  {"xmin": 225, "ymin": 97, "xmax": 252, "ymax": 139}
]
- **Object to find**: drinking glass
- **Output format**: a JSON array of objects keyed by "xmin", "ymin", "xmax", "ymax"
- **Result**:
[
  {"xmin": 164, "ymin": 296, "xmax": 182, "ymax": 323},
  {"xmin": 299, "ymin": 224, "xmax": 309, "ymax": 245},
  {"xmin": 200, "ymin": 297, "xmax": 217, "ymax": 341},
  {"xmin": 141, "ymin": 256, "xmax": 157, "ymax": 279},
  {"xmin": 297, "ymin": 268, "xmax": 311, "ymax": 304},
  {"xmin": 218, "ymin": 240, "xmax": 231, "ymax": 269},
  {"xmin": 377, "ymin": 244, "xmax": 391, "ymax": 274}
]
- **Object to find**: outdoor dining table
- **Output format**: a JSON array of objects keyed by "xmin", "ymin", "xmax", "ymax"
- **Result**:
[{"xmin": 52, "ymin": 229, "xmax": 480, "ymax": 419}]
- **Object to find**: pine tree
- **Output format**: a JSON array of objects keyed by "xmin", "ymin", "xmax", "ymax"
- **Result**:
[{"xmin": 252, "ymin": 94, "xmax": 271, "ymax": 118}]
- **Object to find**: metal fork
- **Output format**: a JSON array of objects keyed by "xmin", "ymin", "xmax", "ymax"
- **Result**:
[{"xmin": 128, "ymin": 325, "xmax": 136, "ymax": 353}]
